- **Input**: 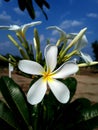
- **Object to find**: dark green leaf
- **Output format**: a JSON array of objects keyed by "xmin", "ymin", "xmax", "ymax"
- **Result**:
[
  {"xmin": 26, "ymin": 0, "xmax": 35, "ymax": 19},
  {"xmin": 35, "ymin": 0, "xmax": 50, "ymax": 9},
  {"xmin": 60, "ymin": 77, "xmax": 77, "ymax": 101},
  {"xmin": 18, "ymin": 0, "xmax": 26, "ymax": 11},
  {"xmin": 68, "ymin": 98, "xmax": 98, "ymax": 129},
  {"xmin": 43, "ymin": 0, "xmax": 50, "ymax": 9},
  {"xmin": 0, "ymin": 76, "xmax": 30, "ymax": 129},
  {"xmin": 54, "ymin": 98, "xmax": 98, "ymax": 130},
  {"xmin": 49, "ymin": 98, "xmax": 91, "ymax": 130},
  {"xmin": 4, "ymin": 0, "xmax": 10, "ymax": 1},
  {"xmin": 35, "ymin": 0, "xmax": 50, "ymax": 20},
  {"xmin": 81, "ymin": 103, "xmax": 98, "ymax": 130},
  {"xmin": 4, "ymin": 0, "xmax": 50, "ymax": 20},
  {"xmin": 62, "ymin": 98, "xmax": 92, "ymax": 130},
  {"xmin": 0, "ymin": 101, "xmax": 20, "ymax": 130}
]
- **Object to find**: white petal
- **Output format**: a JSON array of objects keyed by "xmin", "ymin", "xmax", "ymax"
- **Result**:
[
  {"xmin": 22, "ymin": 21, "xmax": 42, "ymax": 33},
  {"xmin": 9, "ymin": 63, "xmax": 14, "ymax": 72},
  {"xmin": 0, "ymin": 26, "xmax": 10, "ymax": 30},
  {"xmin": 75, "ymin": 35, "xmax": 88, "ymax": 50},
  {"xmin": 80, "ymin": 52, "xmax": 93, "ymax": 63},
  {"xmin": 9, "ymin": 25, "xmax": 20, "ymax": 31},
  {"xmin": 47, "ymin": 26, "xmax": 67, "ymax": 38},
  {"xmin": 52, "ymin": 61, "xmax": 79, "ymax": 78},
  {"xmin": 27, "ymin": 78, "xmax": 47, "ymax": 105},
  {"xmin": 0, "ymin": 25, "xmax": 20, "ymax": 32},
  {"xmin": 18, "ymin": 60, "xmax": 45, "ymax": 75},
  {"xmin": 48, "ymin": 79, "xmax": 70, "ymax": 103},
  {"xmin": 47, "ymin": 26, "xmax": 67, "ymax": 46},
  {"xmin": 68, "ymin": 33, "xmax": 88, "ymax": 51},
  {"xmin": 45, "ymin": 44, "xmax": 58, "ymax": 72}
]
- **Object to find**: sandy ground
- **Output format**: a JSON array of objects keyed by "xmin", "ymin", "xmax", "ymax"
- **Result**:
[{"xmin": 0, "ymin": 67, "xmax": 98, "ymax": 103}]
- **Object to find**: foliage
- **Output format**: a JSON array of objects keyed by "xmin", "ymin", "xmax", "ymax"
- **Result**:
[
  {"xmin": 92, "ymin": 40, "xmax": 98, "ymax": 61},
  {"xmin": 0, "ymin": 54, "xmax": 21, "ymax": 67},
  {"xmin": 4, "ymin": 0, "xmax": 50, "ymax": 20},
  {"xmin": 0, "ymin": 76, "xmax": 98, "ymax": 130}
]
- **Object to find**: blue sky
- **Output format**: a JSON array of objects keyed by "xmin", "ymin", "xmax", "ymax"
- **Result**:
[{"xmin": 0, "ymin": 0, "xmax": 98, "ymax": 59}]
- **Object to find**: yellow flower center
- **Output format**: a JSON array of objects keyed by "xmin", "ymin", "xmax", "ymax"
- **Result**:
[{"xmin": 43, "ymin": 71, "xmax": 53, "ymax": 81}]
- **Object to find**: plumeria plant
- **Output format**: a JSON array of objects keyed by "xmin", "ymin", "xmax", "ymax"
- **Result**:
[{"xmin": 0, "ymin": 21, "xmax": 98, "ymax": 130}]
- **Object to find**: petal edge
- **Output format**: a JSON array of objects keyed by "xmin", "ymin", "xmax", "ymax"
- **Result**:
[
  {"xmin": 18, "ymin": 60, "xmax": 44, "ymax": 75},
  {"xmin": 27, "ymin": 78, "xmax": 47, "ymax": 105},
  {"xmin": 45, "ymin": 44, "xmax": 58, "ymax": 72},
  {"xmin": 48, "ymin": 79, "xmax": 70, "ymax": 103},
  {"xmin": 52, "ymin": 61, "xmax": 79, "ymax": 79}
]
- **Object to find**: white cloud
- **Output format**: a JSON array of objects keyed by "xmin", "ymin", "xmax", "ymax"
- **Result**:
[
  {"xmin": 13, "ymin": 7, "xmax": 24, "ymax": 15},
  {"xmin": 71, "ymin": 20, "xmax": 82, "ymax": 26},
  {"xmin": 40, "ymin": 34, "xmax": 45, "ymax": 42},
  {"xmin": 52, "ymin": 30, "xmax": 59, "ymax": 36},
  {"xmin": 0, "ymin": 0, "xmax": 2, "ymax": 6},
  {"xmin": 96, "ymin": 0, "xmax": 98, "ymax": 4},
  {"xmin": 60, "ymin": 20, "xmax": 82, "ymax": 29},
  {"xmin": 87, "ymin": 13, "xmax": 98, "ymax": 18},
  {"xmin": 69, "ymin": 0, "xmax": 74, "ymax": 5},
  {"xmin": 48, "ymin": 19, "xmax": 83, "ymax": 38},
  {"xmin": 51, "ymin": 20, "xmax": 82, "ymax": 36},
  {"xmin": 0, "ymin": 11, "xmax": 22, "ymax": 25},
  {"xmin": 0, "ymin": 11, "xmax": 11, "ymax": 24},
  {"xmin": 0, "ymin": 40, "xmax": 20, "ymax": 56},
  {"xmin": 60, "ymin": 12, "xmax": 71, "ymax": 20},
  {"xmin": 35, "ymin": 11, "xmax": 41, "ymax": 18},
  {"xmin": 49, "ymin": 37, "xmax": 57, "ymax": 43},
  {"xmin": 13, "ymin": 19, "xmax": 22, "ymax": 25}
]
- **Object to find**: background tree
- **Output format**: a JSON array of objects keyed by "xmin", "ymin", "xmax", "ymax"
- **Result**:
[
  {"xmin": 92, "ymin": 40, "xmax": 98, "ymax": 61},
  {"xmin": 4, "ymin": 0, "xmax": 50, "ymax": 20}
]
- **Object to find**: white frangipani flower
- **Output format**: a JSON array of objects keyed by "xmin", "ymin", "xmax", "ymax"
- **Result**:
[
  {"xmin": 47, "ymin": 26, "xmax": 67, "ymax": 38},
  {"xmin": 67, "ymin": 33, "xmax": 93, "ymax": 63},
  {"xmin": 69, "ymin": 34, "xmax": 94, "ymax": 63},
  {"xmin": 0, "ymin": 21, "xmax": 42, "ymax": 34},
  {"xmin": 47, "ymin": 26, "xmax": 91, "ymax": 63},
  {"xmin": 47, "ymin": 26, "xmax": 88, "ymax": 49},
  {"xmin": 67, "ymin": 33, "xmax": 88, "ymax": 51},
  {"xmin": 47, "ymin": 26, "xmax": 67, "ymax": 46},
  {"xmin": 80, "ymin": 52, "xmax": 93, "ymax": 63},
  {"xmin": 18, "ymin": 44, "xmax": 79, "ymax": 105}
]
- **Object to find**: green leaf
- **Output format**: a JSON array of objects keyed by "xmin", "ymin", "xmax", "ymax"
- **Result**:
[
  {"xmin": 26, "ymin": 0, "xmax": 35, "ymax": 19},
  {"xmin": 50, "ymin": 98, "xmax": 91, "ymax": 130},
  {"xmin": 35, "ymin": 0, "xmax": 50, "ymax": 20},
  {"xmin": 66, "ymin": 98, "xmax": 98, "ymax": 130},
  {"xmin": 0, "ymin": 76, "xmax": 31, "ymax": 129},
  {"xmin": 18, "ymin": 0, "xmax": 26, "ymax": 11},
  {"xmin": 54, "ymin": 98, "xmax": 98, "ymax": 130},
  {"xmin": 0, "ymin": 101, "xmax": 20, "ymax": 130},
  {"xmin": 63, "ymin": 98, "xmax": 92, "ymax": 130},
  {"xmin": 60, "ymin": 77, "xmax": 77, "ymax": 100},
  {"xmin": 81, "ymin": 103, "xmax": 98, "ymax": 130}
]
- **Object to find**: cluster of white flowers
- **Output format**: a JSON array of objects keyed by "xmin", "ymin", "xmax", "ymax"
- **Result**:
[{"xmin": 0, "ymin": 21, "xmax": 98, "ymax": 105}]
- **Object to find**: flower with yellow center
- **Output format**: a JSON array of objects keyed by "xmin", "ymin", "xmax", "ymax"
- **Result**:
[{"xmin": 18, "ymin": 44, "xmax": 79, "ymax": 105}]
